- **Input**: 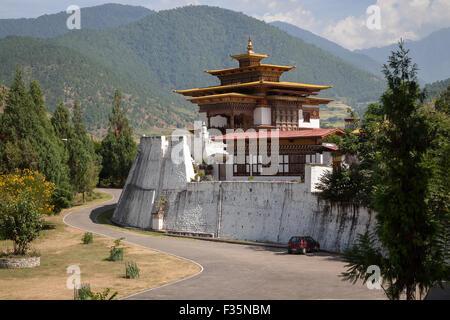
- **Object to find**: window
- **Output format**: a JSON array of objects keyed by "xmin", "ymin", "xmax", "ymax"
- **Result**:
[
  {"xmin": 277, "ymin": 154, "xmax": 305, "ymax": 176},
  {"xmin": 251, "ymin": 155, "xmax": 263, "ymax": 175},
  {"xmin": 278, "ymin": 155, "xmax": 289, "ymax": 174},
  {"xmin": 303, "ymin": 111, "xmax": 311, "ymax": 123},
  {"xmin": 233, "ymin": 154, "xmax": 260, "ymax": 176}
]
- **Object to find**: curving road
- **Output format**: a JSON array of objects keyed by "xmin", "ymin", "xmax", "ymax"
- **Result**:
[{"xmin": 64, "ymin": 188, "xmax": 386, "ymax": 300}]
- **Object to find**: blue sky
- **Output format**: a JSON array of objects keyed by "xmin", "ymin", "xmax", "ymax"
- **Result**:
[{"xmin": 1, "ymin": 0, "xmax": 449, "ymax": 50}]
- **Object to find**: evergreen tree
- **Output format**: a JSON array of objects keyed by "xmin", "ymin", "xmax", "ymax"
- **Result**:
[
  {"xmin": 67, "ymin": 99, "xmax": 101, "ymax": 202},
  {"xmin": 99, "ymin": 89, "xmax": 137, "ymax": 187},
  {"xmin": 72, "ymin": 99, "xmax": 89, "ymax": 142},
  {"xmin": 0, "ymin": 70, "xmax": 38, "ymax": 172},
  {"xmin": 0, "ymin": 69, "xmax": 72, "ymax": 212},
  {"xmin": 52, "ymin": 102, "xmax": 73, "ymax": 141},
  {"xmin": 341, "ymin": 42, "xmax": 449, "ymax": 300}
]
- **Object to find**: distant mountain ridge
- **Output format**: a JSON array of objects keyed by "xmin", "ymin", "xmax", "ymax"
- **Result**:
[
  {"xmin": 424, "ymin": 78, "xmax": 450, "ymax": 102},
  {"xmin": 356, "ymin": 28, "xmax": 450, "ymax": 83},
  {"xmin": 0, "ymin": 5, "xmax": 386, "ymax": 136},
  {"xmin": 270, "ymin": 21, "xmax": 382, "ymax": 77},
  {"xmin": 0, "ymin": 3, "xmax": 154, "ymax": 39}
]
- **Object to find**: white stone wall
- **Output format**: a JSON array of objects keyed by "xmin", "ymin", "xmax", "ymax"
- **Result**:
[
  {"xmin": 112, "ymin": 135, "xmax": 195, "ymax": 229},
  {"xmin": 114, "ymin": 136, "xmax": 377, "ymax": 253},
  {"xmin": 161, "ymin": 181, "xmax": 376, "ymax": 252},
  {"xmin": 253, "ymin": 107, "xmax": 271, "ymax": 126},
  {"xmin": 305, "ymin": 164, "xmax": 332, "ymax": 193},
  {"xmin": 298, "ymin": 109, "xmax": 320, "ymax": 128}
]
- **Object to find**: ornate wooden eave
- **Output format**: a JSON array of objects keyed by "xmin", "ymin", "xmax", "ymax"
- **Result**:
[
  {"xmin": 204, "ymin": 64, "xmax": 296, "ymax": 76},
  {"xmin": 173, "ymin": 80, "xmax": 332, "ymax": 97},
  {"xmin": 187, "ymin": 93, "xmax": 260, "ymax": 104}
]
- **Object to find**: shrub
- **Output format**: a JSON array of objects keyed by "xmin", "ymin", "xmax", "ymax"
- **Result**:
[
  {"xmin": 0, "ymin": 169, "xmax": 56, "ymax": 215},
  {"xmin": 155, "ymin": 195, "xmax": 168, "ymax": 216},
  {"xmin": 82, "ymin": 232, "xmax": 93, "ymax": 244},
  {"xmin": 109, "ymin": 247, "xmax": 124, "ymax": 261},
  {"xmin": 108, "ymin": 237, "xmax": 125, "ymax": 261},
  {"xmin": 125, "ymin": 261, "xmax": 140, "ymax": 279},
  {"xmin": 74, "ymin": 283, "xmax": 118, "ymax": 300},
  {"xmin": 51, "ymin": 184, "xmax": 73, "ymax": 214},
  {"xmin": 0, "ymin": 195, "xmax": 43, "ymax": 255}
]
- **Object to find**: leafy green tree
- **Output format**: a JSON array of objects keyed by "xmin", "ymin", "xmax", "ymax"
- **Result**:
[
  {"xmin": 99, "ymin": 89, "xmax": 137, "ymax": 187},
  {"xmin": 0, "ymin": 195, "xmax": 43, "ymax": 255},
  {"xmin": 341, "ymin": 42, "xmax": 449, "ymax": 300},
  {"xmin": 317, "ymin": 105, "xmax": 382, "ymax": 207}
]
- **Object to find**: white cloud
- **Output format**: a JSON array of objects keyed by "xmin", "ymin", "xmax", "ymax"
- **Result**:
[
  {"xmin": 321, "ymin": 0, "xmax": 450, "ymax": 50},
  {"xmin": 253, "ymin": 4, "xmax": 319, "ymax": 32}
]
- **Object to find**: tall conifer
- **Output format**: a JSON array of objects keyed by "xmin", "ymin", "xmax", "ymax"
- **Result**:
[{"xmin": 99, "ymin": 89, "xmax": 137, "ymax": 187}]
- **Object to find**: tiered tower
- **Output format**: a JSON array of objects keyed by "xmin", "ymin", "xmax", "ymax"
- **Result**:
[{"xmin": 174, "ymin": 37, "xmax": 333, "ymax": 132}]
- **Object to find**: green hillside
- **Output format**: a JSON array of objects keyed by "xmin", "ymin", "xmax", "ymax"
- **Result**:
[
  {"xmin": 0, "ymin": 37, "xmax": 194, "ymax": 136},
  {"xmin": 54, "ymin": 6, "xmax": 385, "ymax": 104},
  {"xmin": 424, "ymin": 78, "xmax": 450, "ymax": 102},
  {"xmin": 0, "ymin": 5, "xmax": 386, "ymax": 136},
  {"xmin": 0, "ymin": 3, "xmax": 154, "ymax": 39}
]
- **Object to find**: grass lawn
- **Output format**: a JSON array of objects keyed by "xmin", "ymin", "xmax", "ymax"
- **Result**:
[{"xmin": 0, "ymin": 190, "xmax": 200, "ymax": 300}]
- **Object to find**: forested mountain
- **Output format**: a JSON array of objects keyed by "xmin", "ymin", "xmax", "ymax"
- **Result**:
[
  {"xmin": 0, "ymin": 5, "xmax": 386, "ymax": 136},
  {"xmin": 356, "ymin": 28, "xmax": 450, "ymax": 83},
  {"xmin": 0, "ymin": 85, "xmax": 6, "ymax": 113},
  {"xmin": 424, "ymin": 78, "xmax": 450, "ymax": 102},
  {"xmin": 0, "ymin": 37, "xmax": 194, "ymax": 136},
  {"xmin": 0, "ymin": 3, "xmax": 154, "ymax": 39},
  {"xmin": 270, "ymin": 21, "xmax": 382, "ymax": 76}
]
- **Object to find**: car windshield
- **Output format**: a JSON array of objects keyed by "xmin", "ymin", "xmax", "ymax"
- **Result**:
[{"xmin": 290, "ymin": 237, "xmax": 303, "ymax": 243}]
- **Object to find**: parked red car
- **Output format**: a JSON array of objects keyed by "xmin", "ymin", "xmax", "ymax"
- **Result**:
[{"xmin": 287, "ymin": 236, "xmax": 320, "ymax": 254}]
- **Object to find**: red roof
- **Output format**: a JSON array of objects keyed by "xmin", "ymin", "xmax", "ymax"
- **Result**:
[
  {"xmin": 213, "ymin": 128, "xmax": 345, "ymax": 141},
  {"xmin": 322, "ymin": 144, "xmax": 339, "ymax": 151}
]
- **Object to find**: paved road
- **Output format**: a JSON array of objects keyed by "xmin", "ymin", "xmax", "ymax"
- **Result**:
[{"xmin": 64, "ymin": 188, "xmax": 386, "ymax": 300}]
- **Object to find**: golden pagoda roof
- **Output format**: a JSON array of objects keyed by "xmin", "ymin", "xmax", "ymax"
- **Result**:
[
  {"xmin": 229, "ymin": 36, "xmax": 269, "ymax": 62},
  {"xmin": 173, "ymin": 80, "xmax": 331, "ymax": 96},
  {"xmin": 303, "ymin": 97, "xmax": 334, "ymax": 104},
  {"xmin": 186, "ymin": 92, "xmax": 333, "ymax": 105},
  {"xmin": 205, "ymin": 64, "xmax": 296, "ymax": 75}
]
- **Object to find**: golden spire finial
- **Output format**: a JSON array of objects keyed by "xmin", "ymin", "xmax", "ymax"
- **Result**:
[{"xmin": 247, "ymin": 36, "xmax": 254, "ymax": 53}]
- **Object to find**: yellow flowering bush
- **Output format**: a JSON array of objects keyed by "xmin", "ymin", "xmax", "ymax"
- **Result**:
[
  {"xmin": 0, "ymin": 169, "xmax": 55, "ymax": 215},
  {"xmin": 0, "ymin": 169, "xmax": 55, "ymax": 255}
]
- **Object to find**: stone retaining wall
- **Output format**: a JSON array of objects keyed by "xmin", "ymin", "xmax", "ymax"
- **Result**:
[
  {"xmin": 0, "ymin": 256, "xmax": 40, "ymax": 269},
  {"xmin": 113, "ymin": 136, "xmax": 377, "ymax": 253}
]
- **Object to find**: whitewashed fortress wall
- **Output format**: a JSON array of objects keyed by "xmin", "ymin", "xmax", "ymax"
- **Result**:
[{"xmin": 112, "ymin": 136, "xmax": 376, "ymax": 252}]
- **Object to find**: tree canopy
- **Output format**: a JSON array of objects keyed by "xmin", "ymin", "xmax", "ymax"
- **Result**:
[
  {"xmin": 99, "ymin": 89, "xmax": 137, "ymax": 188},
  {"xmin": 330, "ymin": 42, "xmax": 450, "ymax": 300}
]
